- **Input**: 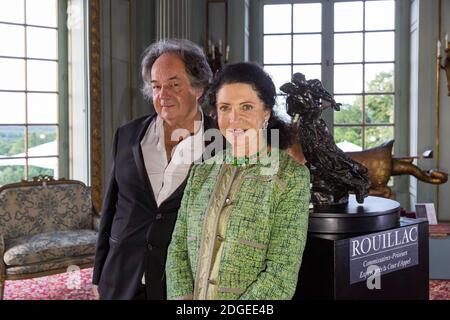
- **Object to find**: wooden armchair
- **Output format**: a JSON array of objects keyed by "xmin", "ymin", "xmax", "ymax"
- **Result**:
[{"xmin": 0, "ymin": 176, "xmax": 100, "ymax": 299}]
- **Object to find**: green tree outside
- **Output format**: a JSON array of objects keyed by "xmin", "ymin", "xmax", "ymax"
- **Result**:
[
  {"xmin": 0, "ymin": 165, "xmax": 54, "ymax": 185},
  {"xmin": 0, "ymin": 126, "xmax": 57, "ymax": 185},
  {"xmin": 334, "ymin": 70, "xmax": 394, "ymax": 149},
  {"xmin": 0, "ymin": 127, "xmax": 56, "ymax": 156}
]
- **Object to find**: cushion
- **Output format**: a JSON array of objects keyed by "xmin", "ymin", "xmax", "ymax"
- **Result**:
[{"xmin": 3, "ymin": 229, "xmax": 97, "ymax": 266}]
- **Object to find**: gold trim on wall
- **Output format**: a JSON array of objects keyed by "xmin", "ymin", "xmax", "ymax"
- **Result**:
[
  {"xmin": 90, "ymin": 0, "xmax": 103, "ymax": 212},
  {"xmin": 435, "ymin": 0, "xmax": 442, "ymax": 220}
]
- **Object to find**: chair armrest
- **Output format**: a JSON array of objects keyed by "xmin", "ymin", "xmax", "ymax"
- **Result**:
[
  {"xmin": 92, "ymin": 205, "xmax": 101, "ymax": 232},
  {"xmin": 93, "ymin": 215, "xmax": 101, "ymax": 232}
]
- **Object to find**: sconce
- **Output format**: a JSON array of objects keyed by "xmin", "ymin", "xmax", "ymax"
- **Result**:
[
  {"xmin": 438, "ymin": 34, "xmax": 450, "ymax": 96},
  {"xmin": 205, "ymin": 39, "xmax": 230, "ymax": 74}
]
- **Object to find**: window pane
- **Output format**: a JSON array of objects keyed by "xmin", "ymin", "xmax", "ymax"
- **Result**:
[
  {"xmin": 264, "ymin": 35, "xmax": 291, "ymax": 64},
  {"xmin": 334, "ymin": 126, "xmax": 362, "ymax": 151},
  {"xmin": 334, "ymin": 1, "xmax": 363, "ymax": 32},
  {"xmin": 293, "ymin": 34, "xmax": 321, "ymax": 63},
  {"xmin": 334, "ymin": 33, "xmax": 363, "ymax": 63},
  {"xmin": 27, "ymin": 60, "xmax": 58, "ymax": 91},
  {"xmin": 334, "ymin": 95, "xmax": 362, "ymax": 125},
  {"xmin": 334, "ymin": 64, "xmax": 363, "ymax": 94},
  {"xmin": 365, "ymin": 95, "xmax": 394, "ymax": 124},
  {"xmin": 365, "ymin": 32, "xmax": 395, "ymax": 62},
  {"xmin": 0, "ymin": 58, "xmax": 25, "ymax": 90},
  {"xmin": 264, "ymin": 65, "xmax": 292, "ymax": 94},
  {"xmin": 293, "ymin": 65, "xmax": 321, "ymax": 81},
  {"xmin": 27, "ymin": 93, "xmax": 58, "ymax": 124},
  {"xmin": 264, "ymin": 4, "xmax": 291, "ymax": 34},
  {"xmin": 0, "ymin": 126, "xmax": 25, "ymax": 157},
  {"xmin": 0, "ymin": 0, "xmax": 24, "ymax": 24},
  {"xmin": 365, "ymin": 1, "xmax": 395, "ymax": 31},
  {"xmin": 26, "ymin": 0, "xmax": 57, "ymax": 27},
  {"xmin": 365, "ymin": 63, "xmax": 394, "ymax": 93},
  {"xmin": 0, "ymin": 92, "xmax": 26, "ymax": 124},
  {"xmin": 0, "ymin": 159, "xmax": 26, "ymax": 185},
  {"xmin": 27, "ymin": 27, "xmax": 58, "ymax": 59},
  {"xmin": 0, "ymin": 24, "xmax": 25, "ymax": 57},
  {"xmin": 28, "ymin": 125, "xmax": 58, "ymax": 156},
  {"xmin": 293, "ymin": 3, "xmax": 321, "ymax": 33},
  {"xmin": 365, "ymin": 126, "xmax": 394, "ymax": 149},
  {"xmin": 28, "ymin": 157, "xmax": 58, "ymax": 179}
]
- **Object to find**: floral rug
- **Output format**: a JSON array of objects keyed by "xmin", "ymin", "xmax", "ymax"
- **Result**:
[
  {"xmin": 4, "ymin": 268, "xmax": 96, "ymax": 300},
  {"xmin": 3, "ymin": 268, "xmax": 450, "ymax": 300},
  {"xmin": 429, "ymin": 280, "xmax": 450, "ymax": 300}
]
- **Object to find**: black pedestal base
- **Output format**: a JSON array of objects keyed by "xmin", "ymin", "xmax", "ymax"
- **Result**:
[{"xmin": 294, "ymin": 218, "xmax": 429, "ymax": 300}]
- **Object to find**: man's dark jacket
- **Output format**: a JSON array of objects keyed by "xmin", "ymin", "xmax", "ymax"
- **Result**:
[{"xmin": 92, "ymin": 113, "xmax": 219, "ymax": 299}]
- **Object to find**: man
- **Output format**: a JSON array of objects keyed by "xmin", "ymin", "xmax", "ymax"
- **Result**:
[{"xmin": 92, "ymin": 39, "xmax": 219, "ymax": 299}]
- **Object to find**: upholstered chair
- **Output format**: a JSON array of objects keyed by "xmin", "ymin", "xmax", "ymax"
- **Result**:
[{"xmin": 0, "ymin": 176, "xmax": 99, "ymax": 299}]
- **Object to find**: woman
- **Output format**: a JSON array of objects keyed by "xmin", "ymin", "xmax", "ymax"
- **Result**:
[{"xmin": 166, "ymin": 62, "xmax": 310, "ymax": 300}]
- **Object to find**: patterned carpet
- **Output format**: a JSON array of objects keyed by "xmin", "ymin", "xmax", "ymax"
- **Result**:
[
  {"xmin": 4, "ymin": 268, "xmax": 96, "ymax": 300},
  {"xmin": 3, "ymin": 268, "xmax": 450, "ymax": 300},
  {"xmin": 429, "ymin": 280, "xmax": 450, "ymax": 300}
]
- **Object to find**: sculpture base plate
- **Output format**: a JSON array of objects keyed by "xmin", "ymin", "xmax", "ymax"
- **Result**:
[{"xmin": 309, "ymin": 195, "xmax": 400, "ymax": 234}]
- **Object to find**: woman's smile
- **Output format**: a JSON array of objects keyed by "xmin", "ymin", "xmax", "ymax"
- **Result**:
[{"xmin": 227, "ymin": 128, "xmax": 248, "ymax": 137}]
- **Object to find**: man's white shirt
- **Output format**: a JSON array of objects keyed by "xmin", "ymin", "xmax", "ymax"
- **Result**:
[{"xmin": 139, "ymin": 111, "xmax": 204, "ymax": 284}]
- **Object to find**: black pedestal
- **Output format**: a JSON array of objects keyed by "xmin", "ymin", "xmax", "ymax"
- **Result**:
[{"xmin": 294, "ymin": 217, "xmax": 429, "ymax": 300}]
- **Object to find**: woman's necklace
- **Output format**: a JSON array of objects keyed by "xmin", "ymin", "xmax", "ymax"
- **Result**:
[{"xmin": 230, "ymin": 147, "xmax": 271, "ymax": 167}]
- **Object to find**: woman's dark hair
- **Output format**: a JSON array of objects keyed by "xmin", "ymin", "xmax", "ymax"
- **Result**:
[{"xmin": 205, "ymin": 62, "xmax": 293, "ymax": 150}]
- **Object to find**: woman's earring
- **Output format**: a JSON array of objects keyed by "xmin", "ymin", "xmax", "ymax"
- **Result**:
[{"xmin": 263, "ymin": 118, "xmax": 269, "ymax": 130}]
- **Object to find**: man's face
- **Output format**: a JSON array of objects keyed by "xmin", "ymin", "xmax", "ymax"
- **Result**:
[{"xmin": 150, "ymin": 53, "xmax": 203, "ymax": 127}]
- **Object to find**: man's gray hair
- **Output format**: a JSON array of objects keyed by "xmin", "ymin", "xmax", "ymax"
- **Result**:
[{"xmin": 141, "ymin": 38, "xmax": 212, "ymax": 100}]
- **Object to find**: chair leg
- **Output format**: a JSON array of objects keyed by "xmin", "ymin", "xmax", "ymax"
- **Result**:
[
  {"xmin": 0, "ymin": 279, "xmax": 4, "ymax": 300},
  {"xmin": 0, "ymin": 262, "xmax": 4, "ymax": 300}
]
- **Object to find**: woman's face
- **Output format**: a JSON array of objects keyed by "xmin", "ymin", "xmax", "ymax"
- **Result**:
[{"xmin": 216, "ymin": 83, "xmax": 270, "ymax": 156}]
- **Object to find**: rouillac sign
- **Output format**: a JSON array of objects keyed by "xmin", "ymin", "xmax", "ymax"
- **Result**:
[{"xmin": 349, "ymin": 224, "xmax": 419, "ymax": 284}]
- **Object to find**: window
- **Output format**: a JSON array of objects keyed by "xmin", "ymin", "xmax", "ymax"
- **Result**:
[
  {"xmin": 261, "ymin": 0, "xmax": 396, "ymax": 152},
  {"xmin": 0, "ymin": 0, "xmax": 66, "ymax": 185},
  {"xmin": 263, "ymin": 2, "xmax": 323, "ymax": 118},
  {"xmin": 333, "ymin": 0, "xmax": 395, "ymax": 151}
]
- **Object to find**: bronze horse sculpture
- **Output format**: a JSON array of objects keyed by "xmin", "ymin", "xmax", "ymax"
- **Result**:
[{"xmin": 347, "ymin": 140, "xmax": 448, "ymax": 198}]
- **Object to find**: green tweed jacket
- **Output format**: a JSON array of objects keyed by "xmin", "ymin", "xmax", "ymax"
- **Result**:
[{"xmin": 166, "ymin": 149, "xmax": 310, "ymax": 300}]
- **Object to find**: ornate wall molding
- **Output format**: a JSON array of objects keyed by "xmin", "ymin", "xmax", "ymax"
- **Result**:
[{"xmin": 90, "ymin": 0, "xmax": 103, "ymax": 211}]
